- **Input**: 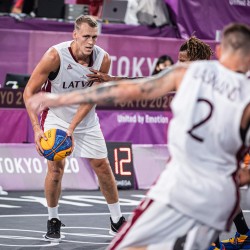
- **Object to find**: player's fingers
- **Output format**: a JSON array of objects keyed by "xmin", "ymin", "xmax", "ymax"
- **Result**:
[
  {"xmin": 87, "ymin": 69, "xmax": 101, "ymax": 78},
  {"xmin": 71, "ymin": 136, "xmax": 75, "ymax": 153},
  {"xmin": 37, "ymin": 141, "xmax": 44, "ymax": 154},
  {"xmin": 86, "ymin": 70, "xmax": 98, "ymax": 77},
  {"xmin": 35, "ymin": 142, "xmax": 44, "ymax": 155},
  {"xmin": 38, "ymin": 148, "xmax": 44, "ymax": 156},
  {"xmin": 36, "ymin": 131, "xmax": 46, "ymax": 153},
  {"xmin": 87, "ymin": 75, "xmax": 100, "ymax": 81},
  {"xmin": 86, "ymin": 74, "xmax": 101, "ymax": 81},
  {"xmin": 41, "ymin": 132, "xmax": 47, "ymax": 141},
  {"xmin": 89, "ymin": 68, "xmax": 98, "ymax": 73}
]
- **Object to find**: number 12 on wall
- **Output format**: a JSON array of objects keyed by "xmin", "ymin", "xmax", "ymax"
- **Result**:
[
  {"xmin": 106, "ymin": 142, "xmax": 135, "ymax": 189},
  {"xmin": 114, "ymin": 147, "xmax": 132, "ymax": 176}
]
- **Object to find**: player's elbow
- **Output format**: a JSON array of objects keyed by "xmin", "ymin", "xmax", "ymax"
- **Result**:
[
  {"xmin": 23, "ymin": 88, "xmax": 29, "ymax": 104},
  {"xmin": 23, "ymin": 86, "xmax": 33, "ymax": 104}
]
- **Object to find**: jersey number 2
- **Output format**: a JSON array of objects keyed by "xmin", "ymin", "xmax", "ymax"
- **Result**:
[{"xmin": 187, "ymin": 98, "xmax": 213, "ymax": 142}]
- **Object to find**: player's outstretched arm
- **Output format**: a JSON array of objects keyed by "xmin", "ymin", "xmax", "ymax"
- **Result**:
[
  {"xmin": 27, "ymin": 65, "xmax": 187, "ymax": 114},
  {"xmin": 86, "ymin": 68, "xmax": 141, "ymax": 82}
]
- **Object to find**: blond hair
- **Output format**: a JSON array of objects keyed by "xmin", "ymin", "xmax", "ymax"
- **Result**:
[{"xmin": 74, "ymin": 15, "xmax": 98, "ymax": 30}]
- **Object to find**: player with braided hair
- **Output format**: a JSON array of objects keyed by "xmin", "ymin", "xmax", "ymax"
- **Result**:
[{"xmin": 178, "ymin": 36, "xmax": 213, "ymax": 62}]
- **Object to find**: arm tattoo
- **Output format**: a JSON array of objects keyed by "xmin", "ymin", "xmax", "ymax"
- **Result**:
[
  {"xmin": 79, "ymin": 82, "xmax": 120, "ymax": 105},
  {"xmin": 77, "ymin": 65, "xmax": 185, "ymax": 105},
  {"xmin": 139, "ymin": 80, "xmax": 156, "ymax": 95}
]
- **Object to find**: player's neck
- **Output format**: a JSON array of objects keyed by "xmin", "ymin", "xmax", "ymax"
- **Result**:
[
  {"xmin": 71, "ymin": 42, "xmax": 90, "ymax": 66},
  {"xmin": 75, "ymin": 53, "xmax": 90, "ymax": 66},
  {"xmin": 220, "ymin": 54, "xmax": 248, "ymax": 74}
]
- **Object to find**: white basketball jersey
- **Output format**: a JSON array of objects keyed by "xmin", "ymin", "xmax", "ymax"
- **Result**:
[
  {"xmin": 148, "ymin": 61, "xmax": 250, "ymax": 231},
  {"xmin": 43, "ymin": 41, "xmax": 106, "ymax": 132}
]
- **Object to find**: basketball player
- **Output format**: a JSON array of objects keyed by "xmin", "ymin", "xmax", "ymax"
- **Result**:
[
  {"xmin": 178, "ymin": 37, "xmax": 250, "ymax": 250},
  {"xmin": 27, "ymin": 22, "xmax": 250, "ymax": 250},
  {"xmin": 176, "ymin": 35, "xmax": 250, "ymax": 250},
  {"xmin": 23, "ymin": 15, "xmax": 125, "ymax": 242}
]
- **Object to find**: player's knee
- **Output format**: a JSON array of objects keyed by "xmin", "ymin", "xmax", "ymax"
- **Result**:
[
  {"xmin": 52, "ymin": 169, "xmax": 64, "ymax": 181},
  {"xmin": 48, "ymin": 170, "xmax": 63, "ymax": 182},
  {"xmin": 47, "ymin": 163, "xmax": 64, "ymax": 181},
  {"xmin": 91, "ymin": 158, "xmax": 111, "ymax": 175}
]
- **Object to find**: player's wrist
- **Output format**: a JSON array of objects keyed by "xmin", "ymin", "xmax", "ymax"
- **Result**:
[
  {"xmin": 32, "ymin": 123, "xmax": 40, "ymax": 129},
  {"xmin": 67, "ymin": 126, "xmax": 75, "ymax": 136}
]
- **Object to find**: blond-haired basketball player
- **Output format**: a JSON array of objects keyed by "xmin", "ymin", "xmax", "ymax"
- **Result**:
[{"xmin": 23, "ymin": 15, "xmax": 125, "ymax": 242}]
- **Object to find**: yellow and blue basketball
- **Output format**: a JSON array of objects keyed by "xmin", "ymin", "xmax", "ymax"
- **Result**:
[{"xmin": 40, "ymin": 129, "xmax": 72, "ymax": 161}]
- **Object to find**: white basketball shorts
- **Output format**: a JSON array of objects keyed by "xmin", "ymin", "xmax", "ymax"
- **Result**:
[
  {"xmin": 108, "ymin": 198, "xmax": 219, "ymax": 250},
  {"xmin": 43, "ymin": 111, "xmax": 107, "ymax": 159}
]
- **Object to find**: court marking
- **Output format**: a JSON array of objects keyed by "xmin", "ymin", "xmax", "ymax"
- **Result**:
[
  {"xmin": 0, "ymin": 194, "xmax": 144, "ymax": 208},
  {"xmin": 0, "ymin": 212, "xmax": 131, "ymax": 248},
  {"xmin": 0, "ymin": 212, "xmax": 132, "ymax": 218},
  {"xmin": 0, "ymin": 192, "xmax": 143, "ymax": 248},
  {"xmin": 0, "ymin": 228, "xmax": 112, "ymax": 247}
]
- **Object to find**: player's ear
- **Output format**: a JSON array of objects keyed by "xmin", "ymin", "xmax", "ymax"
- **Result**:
[{"xmin": 215, "ymin": 45, "xmax": 221, "ymax": 60}]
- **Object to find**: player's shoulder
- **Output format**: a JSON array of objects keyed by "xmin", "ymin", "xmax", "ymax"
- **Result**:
[
  {"xmin": 94, "ymin": 44, "xmax": 108, "ymax": 54},
  {"xmin": 52, "ymin": 41, "xmax": 72, "ymax": 50},
  {"xmin": 48, "ymin": 41, "xmax": 72, "ymax": 60},
  {"xmin": 43, "ymin": 46, "xmax": 60, "ymax": 66},
  {"xmin": 93, "ymin": 45, "xmax": 110, "ymax": 62}
]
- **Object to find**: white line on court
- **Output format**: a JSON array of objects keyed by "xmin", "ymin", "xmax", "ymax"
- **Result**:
[{"xmin": 0, "ymin": 212, "xmax": 132, "ymax": 218}]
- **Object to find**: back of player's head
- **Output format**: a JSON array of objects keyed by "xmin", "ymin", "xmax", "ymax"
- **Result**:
[
  {"xmin": 179, "ymin": 36, "xmax": 213, "ymax": 61},
  {"xmin": 74, "ymin": 15, "xmax": 98, "ymax": 30},
  {"xmin": 221, "ymin": 23, "xmax": 250, "ymax": 55}
]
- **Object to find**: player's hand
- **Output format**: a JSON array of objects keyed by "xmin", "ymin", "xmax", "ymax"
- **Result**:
[
  {"xmin": 34, "ymin": 126, "xmax": 46, "ymax": 156},
  {"xmin": 237, "ymin": 167, "xmax": 250, "ymax": 186},
  {"xmin": 66, "ymin": 129, "xmax": 75, "ymax": 154},
  {"xmin": 26, "ymin": 92, "xmax": 59, "ymax": 114},
  {"xmin": 86, "ymin": 68, "xmax": 112, "ymax": 82}
]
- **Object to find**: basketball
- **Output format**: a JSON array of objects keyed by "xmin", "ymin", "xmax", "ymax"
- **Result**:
[{"xmin": 40, "ymin": 129, "xmax": 73, "ymax": 161}]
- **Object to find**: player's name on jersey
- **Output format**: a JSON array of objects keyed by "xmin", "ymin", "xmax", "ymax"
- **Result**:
[
  {"xmin": 97, "ymin": 92, "xmax": 175, "ymax": 111},
  {"xmin": 0, "ymin": 88, "xmax": 24, "ymax": 108}
]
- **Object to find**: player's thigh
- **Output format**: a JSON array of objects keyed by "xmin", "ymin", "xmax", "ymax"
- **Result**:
[
  {"xmin": 109, "ymin": 198, "xmax": 218, "ymax": 250},
  {"xmin": 43, "ymin": 113, "xmax": 68, "ymax": 133},
  {"xmin": 73, "ymin": 127, "xmax": 107, "ymax": 159}
]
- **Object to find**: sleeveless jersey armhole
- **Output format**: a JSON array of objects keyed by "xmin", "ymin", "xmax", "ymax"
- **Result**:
[{"xmin": 48, "ymin": 66, "xmax": 60, "ymax": 81}]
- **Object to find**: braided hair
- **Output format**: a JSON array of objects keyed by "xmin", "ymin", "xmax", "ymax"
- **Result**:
[{"xmin": 179, "ymin": 36, "xmax": 213, "ymax": 61}]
